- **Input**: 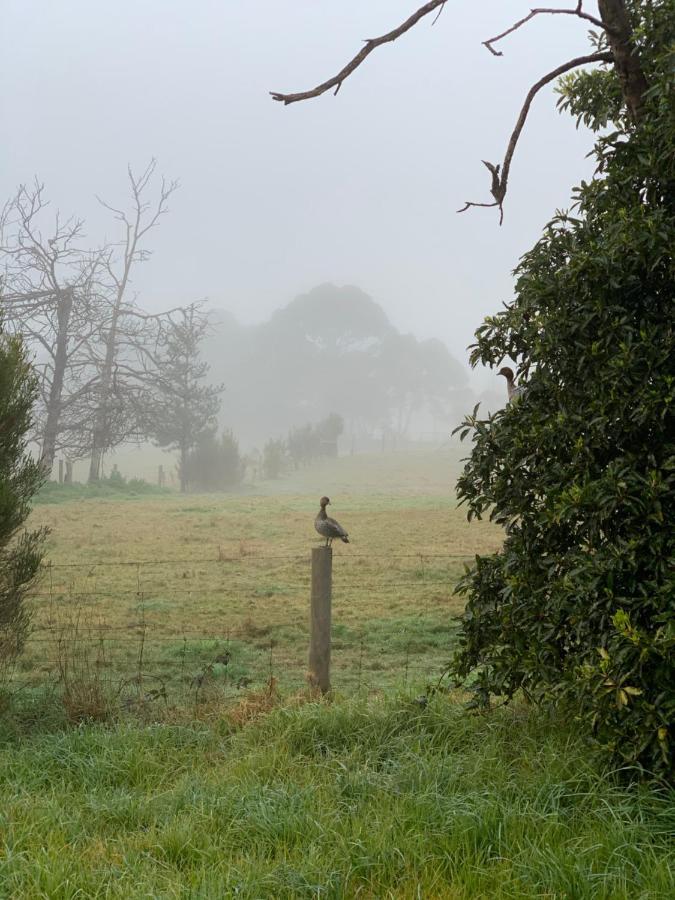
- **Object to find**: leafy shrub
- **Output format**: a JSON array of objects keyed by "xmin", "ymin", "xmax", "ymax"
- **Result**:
[{"xmin": 451, "ymin": 11, "xmax": 674, "ymax": 781}]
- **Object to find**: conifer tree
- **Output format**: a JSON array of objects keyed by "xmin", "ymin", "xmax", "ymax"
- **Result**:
[
  {"xmin": 151, "ymin": 304, "xmax": 223, "ymax": 492},
  {"xmin": 0, "ymin": 321, "xmax": 47, "ymax": 665}
]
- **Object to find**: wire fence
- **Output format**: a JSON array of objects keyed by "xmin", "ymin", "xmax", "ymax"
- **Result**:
[{"xmin": 11, "ymin": 550, "xmax": 477, "ymax": 716}]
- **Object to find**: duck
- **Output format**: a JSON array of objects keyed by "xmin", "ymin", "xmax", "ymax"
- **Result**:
[
  {"xmin": 315, "ymin": 496, "xmax": 349, "ymax": 546},
  {"xmin": 498, "ymin": 366, "xmax": 525, "ymax": 402}
]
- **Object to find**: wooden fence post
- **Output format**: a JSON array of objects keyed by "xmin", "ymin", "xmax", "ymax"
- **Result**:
[{"xmin": 309, "ymin": 546, "xmax": 332, "ymax": 693}]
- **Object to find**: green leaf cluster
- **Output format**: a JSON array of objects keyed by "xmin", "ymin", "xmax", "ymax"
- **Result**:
[{"xmin": 451, "ymin": 4, "xmax": 674, "ymax": 781}]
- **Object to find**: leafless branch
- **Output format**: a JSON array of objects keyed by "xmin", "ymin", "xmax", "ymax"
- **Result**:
[
  {"xmin": 270, "ymin": 0, "xmax": 447, "ymax": 104},
  {"xmin": 269, "ymin": 4, "xmax": 618, "ymax": 223},
  {"xmin": 458, "ymin": 51, "xmax": 612, "ymax": 224},
  {"xmin": 482, "ymin": 5, "xmax": 609, "ymax": 57},
  {"xmin": 456, "ymin": 198, "xmax": 501, "ymax": 216}
]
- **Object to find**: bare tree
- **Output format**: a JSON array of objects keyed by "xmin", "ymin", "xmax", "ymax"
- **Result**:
[
  {"xmin": 270, "ymin": 1, "xmax": 648, "ymax": 223},
  {"xmin": 86, "ymin": 160, "xmax": 178, "ymax": 481},
  {"xmin": 1, "ymin": 164, "xmax": 179, "ymax": 479},
  {"xmin": 0, "ymin": 182, "xmax": 107, "ymax": 471}
]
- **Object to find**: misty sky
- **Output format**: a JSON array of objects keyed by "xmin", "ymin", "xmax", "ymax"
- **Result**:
[{"xmin": 1, "ymin": 1, "xmax": 600, "ymax": 383}]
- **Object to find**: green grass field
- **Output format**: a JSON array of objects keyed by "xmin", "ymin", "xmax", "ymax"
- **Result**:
[
  {"xmin": 1, "ymin": 696, "xmax": 673, "ymax": 898},
  {"xmin": 22, "ymin": 448, "xmax": 502, "ymax": 708},
  {"xmin": 1, "ymin": 449, "xmax": 672, "ymax": 898}
]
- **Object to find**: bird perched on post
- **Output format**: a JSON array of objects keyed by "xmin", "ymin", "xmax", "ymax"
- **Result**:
[
  {"xmin": 314, "ymin": 496, "xmax": 349, "ymax": 547},
  {"xmin": 498, "ymin": 366, "xmax": 525, "ymax": 402}
]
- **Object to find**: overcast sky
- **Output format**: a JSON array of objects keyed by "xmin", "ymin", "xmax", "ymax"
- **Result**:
[{"xmin": 1, "ymin": 1, "xmax": 599, "ymax": 383}]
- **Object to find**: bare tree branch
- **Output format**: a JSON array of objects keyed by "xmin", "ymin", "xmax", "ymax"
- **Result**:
[
  {"xmin": 482, "ymin": 5, "xmax": 610, "ymax": 57},
  {"xmin": 457, "ymin": 51, "xmax": 612, "ymax": 224},
  {"xmin": 269, "ymin": 3, "xmax": 620, "ymax": 223},
  {"xmin": 270, "ymin": 0, "xmax": 447, "ymax": 104}
]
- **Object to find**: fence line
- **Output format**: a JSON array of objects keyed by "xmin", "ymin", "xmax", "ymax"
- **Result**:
[
  {"xmin": 28, "ymin": 584, "xmax": 466, "ymax": 599},
  {"xmin": 12, "ymin": 548, "xmax": 471, "ymax": 710},
  {"xmin": 40, "ymin": 552, "xmax": 476, "ymax": 569}
]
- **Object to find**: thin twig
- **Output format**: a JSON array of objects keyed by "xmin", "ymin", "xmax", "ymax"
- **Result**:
[
  {"xmin": 431, "ymin": 1, "xmax": 446, "ymax": 26},
  {"xmin": 456, "ymin": 199, "xmax": 501, "ymax": 218},
  {"xmin": 483, "ymin": 5, "xmax": 609, "ymax": 57},
  {"xmin": 270, "ymin": 0, "xmax": 447, "ymax": 104}
]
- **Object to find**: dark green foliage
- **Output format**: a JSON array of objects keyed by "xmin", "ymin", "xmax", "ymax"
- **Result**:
[
  {"xmin": 183, "ymin": 429, "xmax": 244, "ymax": 491},
  {"xmin": 452, "ymin": 6, "xmax": 674, "ymax": 780},
  {"xmin": 0, "ymin": 327, "xmax": 47, "ymax": 664}
]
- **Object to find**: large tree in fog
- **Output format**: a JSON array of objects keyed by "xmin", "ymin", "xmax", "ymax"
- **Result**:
[
  {"xmin": 269, "ymin": 284, "xmax": 392, "ymax": 353},
  {"xmin": 204, "ymin": 284, "xmax": 467, "ymax": 443}
]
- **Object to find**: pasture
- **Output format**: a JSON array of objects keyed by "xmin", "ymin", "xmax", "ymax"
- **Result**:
[
  {"xmin": 1, "ymin": 448, "xmax": 672, "ymax": 899},
  {"xmin": 21, "ymin": 447, "xmax": 502, "ymax": 710}
]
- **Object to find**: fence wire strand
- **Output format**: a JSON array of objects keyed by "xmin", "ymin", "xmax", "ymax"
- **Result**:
[{"xmin": 13, "ymin": 550, "xmax": 473, "ymax": 706}]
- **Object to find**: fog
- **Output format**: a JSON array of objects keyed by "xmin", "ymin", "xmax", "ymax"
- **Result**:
[{"xmin": 1, "ymin": 1, "xmax": 600, "ymax": 480}]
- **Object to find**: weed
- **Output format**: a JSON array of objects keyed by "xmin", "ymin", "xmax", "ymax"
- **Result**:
[{"xmin": 55, "ymin": 611, "xmax": 117, "ymax": 723}]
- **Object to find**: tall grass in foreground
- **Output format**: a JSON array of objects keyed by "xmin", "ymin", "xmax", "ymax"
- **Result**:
[{"xmin": 0, "ymin": 695, "xmax": 672, "ymax": 898}]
